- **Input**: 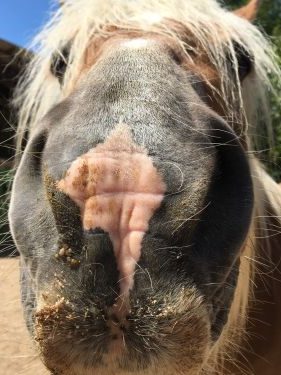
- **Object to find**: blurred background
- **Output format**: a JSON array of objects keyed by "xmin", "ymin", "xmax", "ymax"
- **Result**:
[{"xmin": 0, "ymin": 0, "xmax": 281, "ymax": 256}]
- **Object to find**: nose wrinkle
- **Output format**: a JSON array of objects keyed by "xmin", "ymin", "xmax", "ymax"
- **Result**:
[{"xmin": 57, "ymin": 123, "xmax": 166, "ymax": 299}]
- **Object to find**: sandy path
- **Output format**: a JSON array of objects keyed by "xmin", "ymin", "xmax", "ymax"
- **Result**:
[{"xmin": 0, "ymin": 257, "xmax": 48, "ymax": 375}]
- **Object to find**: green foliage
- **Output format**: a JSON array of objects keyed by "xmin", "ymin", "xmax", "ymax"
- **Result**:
[
  {"xmin": 267, "ymin": 37, "xmax": 281, "ymax": 180},
  {"xmin": 255, "ymin": 1, "xmax": 281, "ymax": 180},
  {"xmin": 226, "ymin": 0, "xmax": 281, "ymax": 180}
]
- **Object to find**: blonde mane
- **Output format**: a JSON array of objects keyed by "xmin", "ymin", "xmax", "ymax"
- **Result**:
[{"xmin": 14, "ymin": 0, "xmax": 281, "ymax": 373}]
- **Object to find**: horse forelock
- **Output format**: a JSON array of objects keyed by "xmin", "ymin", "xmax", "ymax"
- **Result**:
[
  {"xmin": 12, "ymin": 0, "xmax": 281, "ymax": 372},
  {"xmin": 15, "ymin": 0, "xmax": 280, "ymax": 142}
]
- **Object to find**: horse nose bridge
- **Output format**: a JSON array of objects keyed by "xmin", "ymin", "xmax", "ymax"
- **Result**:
[{"xmin": 87, "ymin": 37, "xmax": 178, "ymax": 94}]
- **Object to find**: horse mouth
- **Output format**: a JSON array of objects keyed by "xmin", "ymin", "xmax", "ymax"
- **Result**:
[{"xmin": 35, "ymin": 286, "xmax": 210, "ymax": 374}]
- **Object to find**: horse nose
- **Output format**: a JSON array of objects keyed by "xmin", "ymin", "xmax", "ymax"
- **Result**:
[{"xmin": 45, "ymin": 123, "xmax": 166, "ymax": 316}]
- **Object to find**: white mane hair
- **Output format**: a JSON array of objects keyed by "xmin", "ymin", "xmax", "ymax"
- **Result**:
[
  {"xmin": 15, "ymin": 0, "xmax": 280, "ymax": 145},
  {"xmin": 13, "ymin": 0, "xmax": 281, "ymax": 372}
]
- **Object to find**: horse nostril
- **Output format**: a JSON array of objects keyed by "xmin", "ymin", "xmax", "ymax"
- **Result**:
[{"xmin": 44, "ymin": 171, "xmax": 83, "ymax": 249}]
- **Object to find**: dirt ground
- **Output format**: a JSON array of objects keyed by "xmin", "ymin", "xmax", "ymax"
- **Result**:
[{"xmin": 0, "ymin": 257, "xmax": 48, "ymax": 375}]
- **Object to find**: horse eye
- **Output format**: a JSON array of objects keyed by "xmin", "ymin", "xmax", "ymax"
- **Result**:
[
  {"xmin": 50, "ymin": 44, "xmax": 70, "ymax": 83},
  {"xmin": 230, "ymin": 42, "xmax": 253, "ymax": 81}
]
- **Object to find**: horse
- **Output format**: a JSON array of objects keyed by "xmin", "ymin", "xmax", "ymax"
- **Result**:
[{"xmin": 8, "ymin": 0, "xmax": 281, "ymax": 374}]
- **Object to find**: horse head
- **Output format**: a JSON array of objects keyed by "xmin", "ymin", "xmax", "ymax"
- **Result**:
[{"xmin": 8, "ymin": 1, "xmax": 281, "ymax": 374}]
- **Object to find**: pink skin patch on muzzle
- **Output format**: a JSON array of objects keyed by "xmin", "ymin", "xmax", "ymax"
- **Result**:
[{"xmin": 57, "ymin": 124, "xmax": 166, "ymax": 301}]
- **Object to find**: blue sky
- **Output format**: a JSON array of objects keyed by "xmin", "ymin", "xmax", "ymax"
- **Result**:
[{"xmin": 0, "ymin": 1, "xmax": 57, "ymax": 48}]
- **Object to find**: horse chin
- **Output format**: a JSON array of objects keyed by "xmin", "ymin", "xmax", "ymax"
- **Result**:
[{"xmin": 34, "ymin": 286, "xmax": 211, "ymax": 375}]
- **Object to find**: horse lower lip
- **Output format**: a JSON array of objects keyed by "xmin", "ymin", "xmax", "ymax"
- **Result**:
[{"xmin": 35, "ymin": 286, "xmax": 210, "ymax": 374}]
